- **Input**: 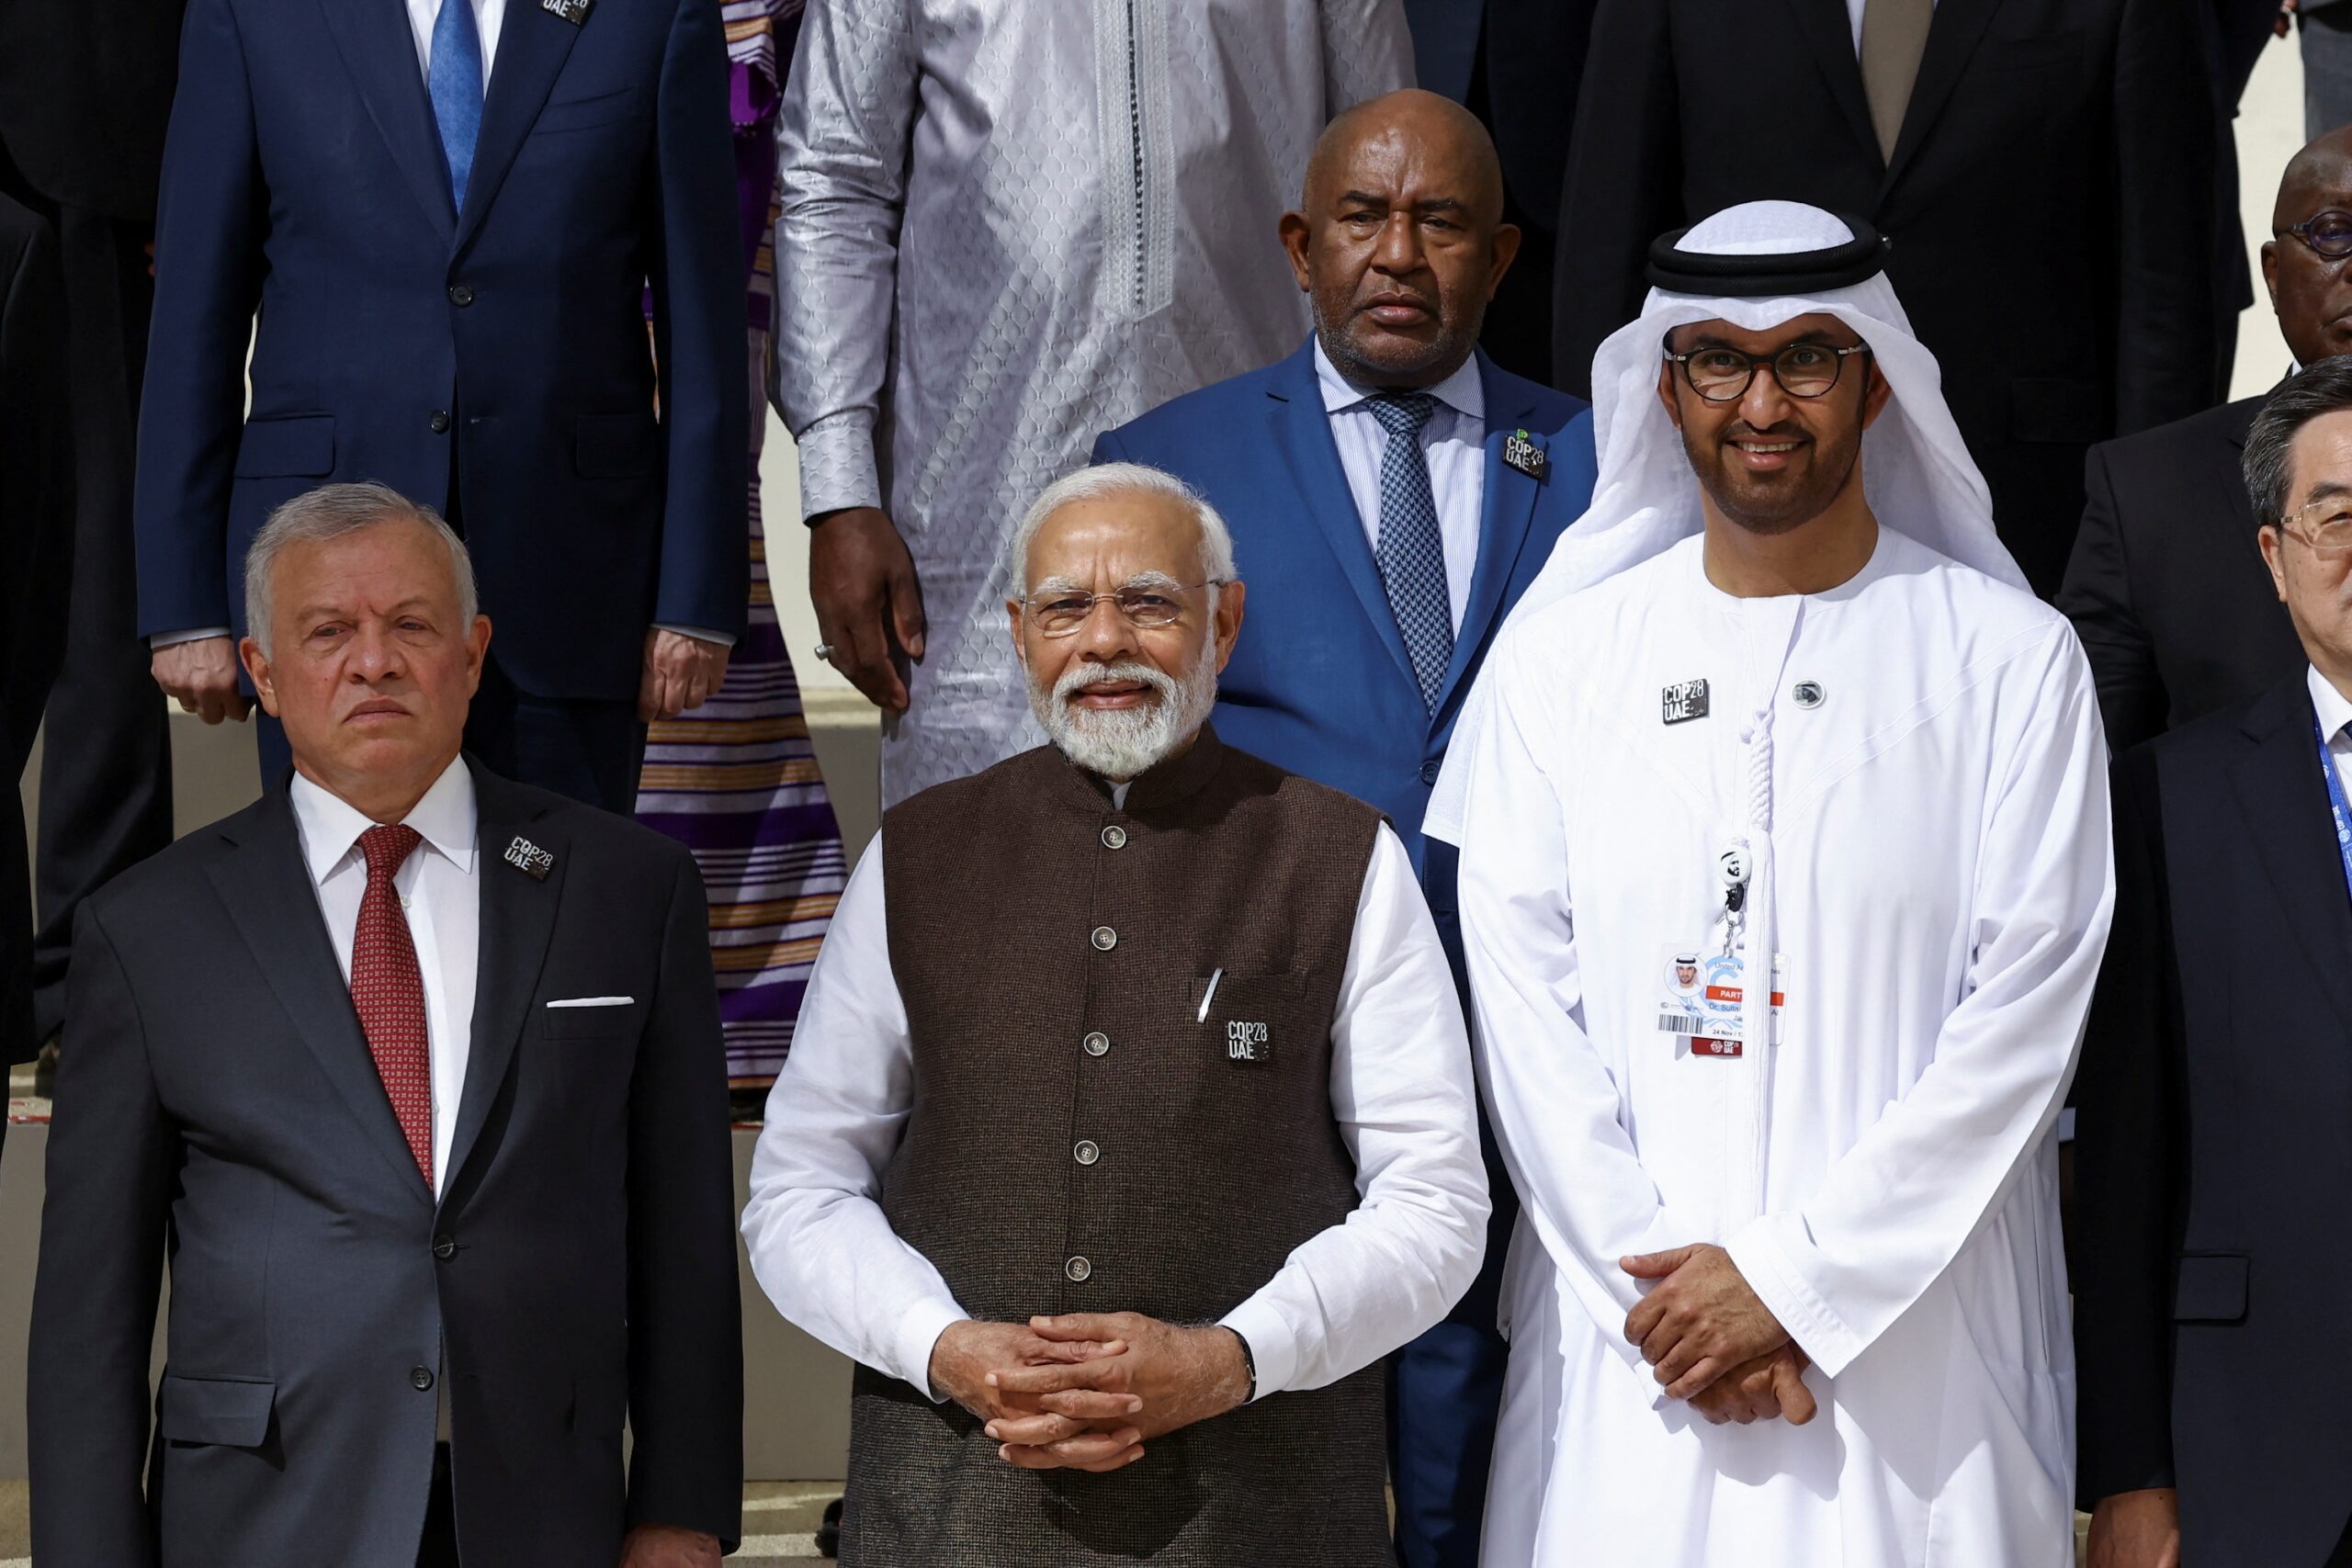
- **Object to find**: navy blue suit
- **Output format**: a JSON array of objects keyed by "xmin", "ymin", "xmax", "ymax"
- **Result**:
[
  {"xmin": 1095, "ymin": 338, "xmax": 1596, "ymax": 1568},
  {"xmin": 135, "ymin": 0, "xmax": 746, "ymax": 805}
]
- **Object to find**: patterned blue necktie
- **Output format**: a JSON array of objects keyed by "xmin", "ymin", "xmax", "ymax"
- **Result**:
[
  {"xmin": 1368, "ymin": 392, "xmax": 1453, "ymax": 711},
  {"xmin": 428, "ymin": 0, "xmax": 485, "ymax": 212}
]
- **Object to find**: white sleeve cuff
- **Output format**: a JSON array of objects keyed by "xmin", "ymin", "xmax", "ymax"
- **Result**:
[
  {"xmin": 795, "ymin": 414, "xmax": 885, "ymax": 521},
  {"xmin": 1217, "ymin": 1294, "xmax": 1301, "ymax": 1403},
  {"xmin": 891, "ymin": 1298, "xmax": 969, "ymax": 1404},
  {"xmin": 152, "ymin": 626, "xmax": 232, "ymax": 649},
  {"xmin": 1724, "ymin": 1215, "xmax": 1864, "ymax": 1380}
]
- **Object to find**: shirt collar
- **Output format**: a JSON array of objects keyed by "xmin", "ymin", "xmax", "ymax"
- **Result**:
[
  {"xmin": 2310, "ymin": 664, "xmax": 2352, "ymax": 745},
  {"xmin": 1313, "ymin": 338, "xmax": 1484, "ymax": 424},
  {"xmin": 288, "ymin": 756, "xmax": 480, "ymax": 883}
]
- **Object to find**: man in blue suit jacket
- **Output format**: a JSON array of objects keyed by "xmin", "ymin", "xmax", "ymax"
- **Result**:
[
  {"xmin": 135, "ymin": 0, "xmax": 746, "ymax": 813},
  {"xmin": 1095, "ymin": 90, "xmax": 1597, "ymax": 1568}
]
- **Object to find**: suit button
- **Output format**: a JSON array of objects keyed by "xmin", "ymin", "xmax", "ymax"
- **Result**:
[
  {"xmin": 447, "ymin": 284, "xmax": 475, "ymax": 306},
  {"xmin": 1091, "ymin": 925, "xmax": 1117, "ymax": 952},
  {"xmin": 1073, "ymin": 1140, "xmax": 1101, "ymax": 1167},
  {"xmin": 1081, "ymin": 1032, "xmax": 1110, "ymax": 1057},
  {"xmin": 1065, "ymin": 1256, "xmax": 1091, "ymax": 1282},
  {"xmin": 1101, "ymin": 824, "xmax": 1127, "ymax": 850},
  {"xmin": 432, "ymin": 1234, "xmax": 457, "ymax": 1260},
  {"xmin": 411, "ymin": 1365, "xmax": 435, "ymax": 1392},
  {"xmin": 1419, "ymin": 760, "xmax": 1441, "ymax": 784},
  {"xmin": 428, "ymin": 410, "xmax": 451, "ymax": 434}
]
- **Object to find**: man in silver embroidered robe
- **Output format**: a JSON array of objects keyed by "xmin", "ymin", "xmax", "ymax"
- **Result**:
[{"xmin": 773, "ymin": 0, "xmax": 1413, "ymax": 803}]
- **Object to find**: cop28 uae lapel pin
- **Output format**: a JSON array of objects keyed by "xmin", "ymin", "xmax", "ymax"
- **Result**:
[
  {"xmin": 1502, "ymin": 427, "xmax": 1549, "ymax": 481},
  {"xmin": 503, "ymin": 836, "xmax": 556, "ymax": 881}
]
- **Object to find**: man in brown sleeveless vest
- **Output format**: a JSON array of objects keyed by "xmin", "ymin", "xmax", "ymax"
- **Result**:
[{"xmin": 744, "ymin": 464, "xmax": 1490, "ymax": 1566}]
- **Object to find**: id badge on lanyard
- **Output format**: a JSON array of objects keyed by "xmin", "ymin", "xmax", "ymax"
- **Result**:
[
  {"xmin": 1655, "ymin": 840, "xmax": 1785, "ymax": 1057},
  {"xmin": 2316, "ymin": 715, "xmax": 2352, "ymax": 907}
]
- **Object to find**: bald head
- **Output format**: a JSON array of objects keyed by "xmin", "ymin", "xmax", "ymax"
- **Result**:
[
  {"xmin": 2267, "ymin": 125, "xmax": 2352, "ymax": 368},
  {"xmin": 1280, "ymin": 89, "xmax": 1520, "ymax": 389}
]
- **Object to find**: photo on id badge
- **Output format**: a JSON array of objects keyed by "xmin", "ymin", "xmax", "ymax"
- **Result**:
[{"xmin": 1657, "ymin": 945, "xmax": 1786, "ymax": 1059}]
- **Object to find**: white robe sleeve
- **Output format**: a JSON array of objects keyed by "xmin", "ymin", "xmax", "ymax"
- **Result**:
[
  {"xmin": 1220, "ymin": 825, "xmax": 1491, "ymax": 1398},
  {"xmin": 1724, "ymin": 629, "xmax": 2116, "ymax": 1377},
  {"xmin": 740, "ymin": 835, "xmax": 968, "ymax": 1397},
  {"xmin": 1456, "ymin": 641, "xmax": 1704, "ymax": 1372}
]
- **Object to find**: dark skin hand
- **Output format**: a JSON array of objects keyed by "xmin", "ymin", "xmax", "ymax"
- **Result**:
[
  {"xmin": 808, "ymin": 504, "xmax": 925, "ymax": 711},
  {"xmin": 1279, "ymin": 87, "xmax": 1520, "ymax": 391},
  {"xmin": 982, "ymin": 1313, "xmax": 1253, "ymax": 1472},
  {"xmin": 1620, "ymin": 1243, "xmax": 1792, "ymax": 1401},
  {"xmin": 2265, "ymin": 122, "xmax": 2352, "ymax": 369}
]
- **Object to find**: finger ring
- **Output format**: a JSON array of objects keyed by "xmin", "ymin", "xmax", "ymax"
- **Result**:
[{"xmin": 813, "ymin": 643, "xmax": 836, "ymax": 661}]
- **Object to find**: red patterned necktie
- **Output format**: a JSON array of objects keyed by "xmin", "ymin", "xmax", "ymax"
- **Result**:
[{"xmin": 353, "ymin": 824, "xmax": 434, "ymax": 1187}]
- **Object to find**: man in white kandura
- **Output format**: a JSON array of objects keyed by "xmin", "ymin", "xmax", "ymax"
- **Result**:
[{"xmin": 1433, "ymin": 202, "xmax": 2115, "ymax": 1567}]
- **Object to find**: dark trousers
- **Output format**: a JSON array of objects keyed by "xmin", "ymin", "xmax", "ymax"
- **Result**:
[
  {"xmin": 416, "ymin": 1442, "xmax": 458, "ymax": 1567},
  {"xmin": 0, "ymin": 152, "xmax": 175, "ymax": 1049},
  {"xmin": 1388, "ymin": 1120, "xmax": 1516, "ymax": 1568},
  {"xmin": 255, "ymin": 651, "xmax": 645, "ymax": 817}
]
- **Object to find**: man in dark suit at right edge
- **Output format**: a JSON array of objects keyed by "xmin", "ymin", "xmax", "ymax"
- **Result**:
[
  {"xmin": 1555, "ymin": 0, "xmax": 2217, "ymax": 597},
  {"xmin": 2074, "ymin": 359, "xmax": 2352, "ymax": 1568},
  {"xmin": 2057, "ymin": 126, "xmax": 2346, "ymax": 755}
]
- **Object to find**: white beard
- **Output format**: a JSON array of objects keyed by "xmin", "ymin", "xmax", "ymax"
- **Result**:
[{"xmin": 1026, "ymin": 642, "xmax": 1219, "ymax": 783}]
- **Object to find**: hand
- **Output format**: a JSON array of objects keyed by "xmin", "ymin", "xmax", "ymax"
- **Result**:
[
  {"xmin": 151, "ymin": 636, "xmax": 253, "ymax": 723},
  {"xmin": 638, "ymin": 628, "xmax": 730, "ymax": 722},
  {"xmin": 2086, "ymin": 1489, "xmax": 2182, "ymax": 1568},
  {"xmin": 985, "ymin": 1313, "xmax": 1252, "ymax": 1472},
  {"xmin": 928, "ymin": 1318, "xmax": 1143, "ymax": 1473},
  {"xmin": 808, "ymin": 505, "xmax": 924, "ymax": 712},
  {"xmin": 617, "ymin": 1523, "xmax": 722, "ymax": 1568},
  {"xmin": 1687, "ymin": 1343, "xmax": 1816, "ymax": 1427},
  {"xmin": 1621, "ymin": 1243, "xmax": 1789, "ymax": 1400}
]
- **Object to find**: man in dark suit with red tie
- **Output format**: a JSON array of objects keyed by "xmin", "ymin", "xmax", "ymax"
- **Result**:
[{"xmin": 28, "ymin": 482, "xmax": 742, "ymax": 1567}]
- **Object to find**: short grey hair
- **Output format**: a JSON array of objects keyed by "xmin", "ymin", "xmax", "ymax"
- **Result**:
[
  {"xmin": 244, "ymin": 481, "xmax": 478, "ymax": 656},
  {"xmin": 2245, "ymin": 356, "xmax": 2352, "ymax": 527},
  {"xmin": 1005, "ymin": 463, "xmax": 1238, "ymax": 594}
]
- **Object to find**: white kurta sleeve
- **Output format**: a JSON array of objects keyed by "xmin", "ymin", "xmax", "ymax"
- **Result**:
[
  {"xmin": 1219, "ymin": 824, "xmax": 1490, "ymax": 1398},
  {"xmin": 1724, "ymin": 629, "xmax": 2116, "ymax": 1378},
  {"xmin": 1317, "ymin": 0, "xmax": 1417, "ymax": 114},
  {"xmin": 769, "ymin": 0, "xmax": 919, "ymax": 519},
  {"xmin": 1456, "ymin": 646, "xmax": 1700, "ymax": 1372},
  {"xmin": 741, "ymin": 835, "xmax": 967, "ymax": 1396}
]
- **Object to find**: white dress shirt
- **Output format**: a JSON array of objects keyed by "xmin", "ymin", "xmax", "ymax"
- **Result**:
[
  {"xmin": 2312, "ymin": 664, "xmax": 2352, "ymax": 802},
  {"xmin": 1315, "ymin": 341, "xmax": 1486, "ymax": 634},
  {"xmin": 403, "ymin": 0, "xmax": 505, "ymax": 83},
  {"xmin": 288, "ymin": 759, "xmax": 481, "ymax": 1198},
  {"xmin": 741, "ymin": 820, "xmax": 1490, "ymax": 1403}
]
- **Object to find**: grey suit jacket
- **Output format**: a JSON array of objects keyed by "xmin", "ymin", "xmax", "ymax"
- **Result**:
[{"xmin": 27, "ymin": 760, "xmax": 743, "ymax": 1566}]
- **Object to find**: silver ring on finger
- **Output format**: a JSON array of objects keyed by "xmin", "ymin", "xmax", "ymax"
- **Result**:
[{"xmin": 813, "ymin": 642, "xmax": 836, "ymax": 662}]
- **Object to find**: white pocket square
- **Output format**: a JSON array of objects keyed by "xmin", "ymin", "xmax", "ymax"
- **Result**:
[{"xmin": 546, "ymin": 996, "xmax": 634, "ymax": 1009}]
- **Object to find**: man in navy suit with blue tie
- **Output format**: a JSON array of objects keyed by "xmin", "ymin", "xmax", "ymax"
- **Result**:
[
  {"xmin": 134, "ymin": 0, "xmax": 746, "ymax": 812},
  {"xmin": 1094, "ymin": 88, "xmax": 1599, "ymax": 1568}
]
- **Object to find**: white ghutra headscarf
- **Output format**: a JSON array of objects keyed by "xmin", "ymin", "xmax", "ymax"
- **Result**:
[{"xmin": 1424, "ymin": 201, "xmax": 2026, "ymax": 843}]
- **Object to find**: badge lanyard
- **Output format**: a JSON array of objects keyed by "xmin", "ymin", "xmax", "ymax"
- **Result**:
[{"xmin": 2316, "ymin": 715, "xmax": 2352, "ymax": 907}]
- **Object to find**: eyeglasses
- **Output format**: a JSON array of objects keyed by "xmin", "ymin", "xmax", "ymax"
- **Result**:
[
  {"xmin": 1664, "ymin": 341, "xmax": 1871, "ymax": 402},
  {"xmin": 1018, "ymin": 581, "xmax": 1223, "ymax": 637},
  {"xmin": 2278, "ymin": 497, "xmax": 2352, "ymax": 557},
  {"xmin": 2278, "ymin": 209, "xmax": 2352, "ymax": 261}
]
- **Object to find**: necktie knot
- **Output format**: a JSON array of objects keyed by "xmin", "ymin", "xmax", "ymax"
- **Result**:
[
  {"xmin": 359, "ymin": 824, "xmax": 424, "ymax": 883},
  {"xmin": 1368, "ymin": 392, "xmax": 1439, "ymax": 439}
]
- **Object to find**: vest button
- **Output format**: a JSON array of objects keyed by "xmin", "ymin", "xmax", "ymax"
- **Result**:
[
  {"xmin": 1091, "ymin": 925, "xmax": 1117, "ymax": 952},
  {"xmin": 411, "ymin": 1365, "xmax": 435, "ymax": 1392},
  {"xmin": 1082, "ymin": 1032, "xmax": 1110, "ymax": 1056},
  {"xmin": 1101, "ymin": 824, "xmax": 1128, "ymax": 850},
  {"xmin": 1065, "ymin": 1256, "xmax": 1092, "ymax": 1282},
  {"xmin": 1073, "ymin": 1139, "xmax": 1101, "ymax": 1166}
]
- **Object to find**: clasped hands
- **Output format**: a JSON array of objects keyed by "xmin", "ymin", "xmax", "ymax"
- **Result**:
[
  {"xmin": 928, "ymin": 1313, "xmax": 1252, "ymax": 1474},
  {"xmin": 1621, "ymin": 1243, "xmax": 1817, "ymax": 1427}
]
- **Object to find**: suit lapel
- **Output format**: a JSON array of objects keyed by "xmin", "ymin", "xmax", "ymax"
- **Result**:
[
  {"xmin": 319, "ymin": 0, "xmax": 458, "ymax": 241},
  {"xmin": 1265, "ymin": 345, "xmax": 1419, "ymax": 693},
  {"xmin": 1777, "ymin": 0, "xmax": 1880, "ymax": 165},
  {"xmin": 1431, "ymin": 356, "xmax": 1544, "ymax": 727},
  {"xmin": 2230, "ymin": 682, "xmax": 2352, "ymax": 1039},
  {"xmin": 454, "ymin": 0, "xmax": 583, "ymax": 252},
  {"xmin": 1883, "ymin": 0, "xmax": 2000, "ymax": 192},
  {"xmin": 207, "ymin": 793, "xmax": 434, "ymax": 1202},
  {"xmin": 442, "ymin": 762, "xmax": 565, "ymax": 1198}
]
